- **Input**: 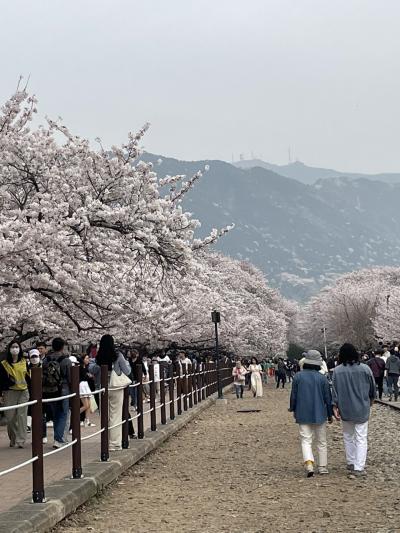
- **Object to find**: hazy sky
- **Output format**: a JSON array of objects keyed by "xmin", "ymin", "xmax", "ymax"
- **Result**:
[{"xmin": 2, "ymin": 0, "xmax": 400, "ymax": 173}]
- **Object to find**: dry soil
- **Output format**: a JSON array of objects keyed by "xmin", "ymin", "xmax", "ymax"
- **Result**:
[{"xmin": 54, "ymin": 384, "xmax": 400, "ymax": 533}]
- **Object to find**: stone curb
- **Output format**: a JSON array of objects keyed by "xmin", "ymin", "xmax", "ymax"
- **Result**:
[{"xmin": 0, "ymin": 390, "xmax": 229, "ymax": 533}]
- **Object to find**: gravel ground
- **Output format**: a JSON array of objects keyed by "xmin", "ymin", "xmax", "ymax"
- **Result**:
[{"xmin": 54, "ymin": 385, "xmax": 400, "ymax": 533}]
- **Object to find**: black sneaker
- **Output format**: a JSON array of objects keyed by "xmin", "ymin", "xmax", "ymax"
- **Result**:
[{"xmin": 348, "ymin": 470, "xmax": 366, "ymax": 479}]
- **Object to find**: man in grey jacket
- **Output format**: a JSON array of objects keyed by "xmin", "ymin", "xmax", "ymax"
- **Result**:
[
  {"xmin": 332, "ymin": 343, "xmax": 376, "ymax": 478},
  {"xmin": 385, "ymin": 352, "xmax": 400, "ymax": 402}
]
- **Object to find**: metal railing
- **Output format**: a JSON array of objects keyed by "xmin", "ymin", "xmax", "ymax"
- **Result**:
[{"xmin": 0, "ymin": 360, "xmax": 233, "ymax": 503}]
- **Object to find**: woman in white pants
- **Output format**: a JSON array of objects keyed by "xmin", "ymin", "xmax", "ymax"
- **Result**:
[
  {"xmin": 289, "ymin": 350, "xmax": 333, "ymax": 477},
  {"xmin": 332, "ymin": 343, "xmax": 376, "ymax": 478},
  {"xmin": 96, "ymin": 335, "xmax": 131, "ymax": 451}
]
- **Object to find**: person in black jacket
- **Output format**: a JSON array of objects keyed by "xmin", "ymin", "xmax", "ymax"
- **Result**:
[
  {"xmin": 127, "ymin": 349, "xmax": 147, "ymax": 408},
  {"xmin": 127, "ymin": 349, "xmax": 145, "ymax": 439}
]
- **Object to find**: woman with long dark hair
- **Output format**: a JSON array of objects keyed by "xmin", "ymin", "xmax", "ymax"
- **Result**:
[
  {"xmin": 332, "ymin": 343, "xmax": 376, "ymax": 478},
  {"xmin": 249, "ymin": 356, "xmax": 263, "ymax": 397},
  {"xmin": 0, "ymin": 341, "xmax": 30, "ymax": 448},
  {"xmin": 97, "ymin": 334, "xmax": 130, "ymax": 451}
]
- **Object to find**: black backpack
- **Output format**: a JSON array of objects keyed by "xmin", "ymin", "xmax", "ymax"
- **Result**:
[{"xmin": 42, "ymin": 356, "xmax": 65, "ymax": 394}]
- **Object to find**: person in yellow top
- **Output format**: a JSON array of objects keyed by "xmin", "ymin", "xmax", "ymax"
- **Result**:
[{"xmin": 0, "ymin": 341, "xmax": 30, "ymax": 448}]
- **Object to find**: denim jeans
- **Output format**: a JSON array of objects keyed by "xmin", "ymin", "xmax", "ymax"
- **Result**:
[
  {"xmin": 383, "ymin": 377, "xmax": 389, "ymax": 396},
  {"xmin": 387, "ymin": 374, "xmax": 399, "ymax": 399},
  {"xmin": 48, "ymin": 396, "xmax": 69, "ymax": 443},
  {"xmin": 234, "ymin": 383, "xmax": 244, "ymax": 398},
  {"xmin": 129, "ymin": 381, "xmax": 137, "ymax": 407}
]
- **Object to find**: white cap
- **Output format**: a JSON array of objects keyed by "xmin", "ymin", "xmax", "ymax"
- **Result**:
[{"xmin": 29, "ymin": 349, "xmax": 40, "ymax": 358}]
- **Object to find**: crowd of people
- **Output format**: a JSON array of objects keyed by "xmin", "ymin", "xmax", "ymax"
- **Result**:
[
  {"xmin": 1, "ymin": 333, "xmax": 397, "ymax": 481},
  {"xmin": 0, "ymin": 336, "xmax": 223, "ymax": 451},
  {"xmin": 231, "ymin": 357, "xmax": 301, "ymax": 398}
]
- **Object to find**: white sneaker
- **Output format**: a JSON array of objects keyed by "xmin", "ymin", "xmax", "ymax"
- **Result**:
[
  {"xmin": 52, "ymin": 440, "xmax": 66, "ymax": 449},
  {"xmin": 42, "ymin": 437, "xmax": 48, "ymax": 444},
  {"xmin": 85, "ymin": 420, "xmax": 96, "ymax": 427},
  {"xmin": 80, "ymin": 421, "xmax": 85, "ymax": 427},
  {"xmin": 46, "ymin": 421, "xmax": 54, "ymax": 428}
]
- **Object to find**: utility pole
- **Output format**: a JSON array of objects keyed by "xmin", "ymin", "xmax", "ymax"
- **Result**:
[{"xmin": 211, "ymin": 310, "xmax": 223, "ymax": 399}]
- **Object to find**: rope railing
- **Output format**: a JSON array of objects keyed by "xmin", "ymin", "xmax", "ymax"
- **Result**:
[
  {"xmin": 80, "ymin": 428, "xmax": 105, "ymax": 442},
  {"xmin": 0, "ymin": 359, "xmax": 234, "ymax": 504},
  {"xmin": 42, "ymin": 392, "xmax": 76, "ymax": 403},
  {"xmin": 42, "ymin": 439, "xmax": 77, "ymax": 458},
  {"xmin": 0, "ymin": 399, "xmax": 37, "ymax": 412},
  {"xmin": 0, "ymin": 456, "xmax": 38, "ymax": 477}
]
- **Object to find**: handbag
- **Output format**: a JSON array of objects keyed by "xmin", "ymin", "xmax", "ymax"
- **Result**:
[
  {"xmin": 109, "ymin": 367, "xmax": 132, "ymax": 389},
  {"xmin": 89, "ymin": 396, "xmax": 98, "ymax": 413}
]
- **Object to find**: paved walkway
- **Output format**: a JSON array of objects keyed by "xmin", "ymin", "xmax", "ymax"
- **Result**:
[
  {"xmin": 55, "ymin": 384, "xmax": 400, "ymax": 533},
  {"xmin": 0, "ymin": 400, "xmax": 161, "ymax": 514}
]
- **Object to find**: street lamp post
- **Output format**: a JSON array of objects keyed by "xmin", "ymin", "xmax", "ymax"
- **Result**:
[
  {"xmin": 321, "ymin": 326, "xmax": 328, "ymax": 359},
  {"xmin": 211, "ymin": 310, "xmax": 223, "ymax": 399}
]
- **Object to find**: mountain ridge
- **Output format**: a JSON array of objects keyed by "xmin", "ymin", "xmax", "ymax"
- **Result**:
[
  {"xmin": 234, "ymin": 158, "xmax": 400, "ymax": 185},
  {"xmin": 141, "ymin": 152, "xmax": 400, "ymax": 301}
]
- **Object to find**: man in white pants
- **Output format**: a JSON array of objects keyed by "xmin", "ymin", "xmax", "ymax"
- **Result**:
[{"xmin": 332, "ymin": 343, "xmax": 376, "ymax": 478}]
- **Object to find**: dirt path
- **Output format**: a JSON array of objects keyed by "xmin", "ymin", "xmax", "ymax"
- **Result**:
[{"xmin": 54, "ymin": 384, "xmax": 400, "ymax": 533}]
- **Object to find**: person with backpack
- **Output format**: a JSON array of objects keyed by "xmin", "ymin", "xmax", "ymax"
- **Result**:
[
  {"xmin": 0, "ymin": 341, "xmax": 30, "ymax": 448},
  {"xmin": 42, "ymin": 337, "xmax": 71, "ymax": 448}
]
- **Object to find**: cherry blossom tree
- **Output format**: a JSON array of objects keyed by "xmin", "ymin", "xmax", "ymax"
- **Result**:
[
  {"xmin": 151, "ymin": 253, "xmax": 294, "ymax": 357},
  {"xmin": 294, "ymin": 267, "xmax": 400, "ymax": 351},
  {"xmin": 0, "ymin": 86, "xmax": 230, "ymax": 345}
]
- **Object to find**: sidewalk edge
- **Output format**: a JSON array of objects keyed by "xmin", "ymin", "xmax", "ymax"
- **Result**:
[{"xmin": 0, "ymin": 390, "xmax": 230, "ymax": 533}]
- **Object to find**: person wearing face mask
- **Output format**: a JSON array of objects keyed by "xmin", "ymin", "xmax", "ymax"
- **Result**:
[
  {"xmin": 0, "ymin": 341, "xmax": 30, "ymax": 448},
  {"xmin": 27, "ymin": 349, "xmax": 47, "ymax": 441}
]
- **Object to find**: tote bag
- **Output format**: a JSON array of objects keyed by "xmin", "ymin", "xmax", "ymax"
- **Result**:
[{"xmin": 109, "ymin": 367, "xmax": 132, "ymax": 389}]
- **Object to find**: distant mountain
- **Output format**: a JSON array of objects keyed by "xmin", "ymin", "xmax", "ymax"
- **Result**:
[
  {"xmin": 234, "ymin": 159, "xmax": 400, "ymax": 185},
  {"xmin": 142, "ymin": 153, "xmax": 400, "ymax": 301}
]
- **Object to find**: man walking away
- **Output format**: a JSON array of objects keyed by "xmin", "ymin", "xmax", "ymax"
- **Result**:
[
  {"xmin": 289, "ymin": 350, "xmax": 333, "ymax": 477},
  {"xmin": 385, "ymin": 351, "xmax": 400, "ymax": 402},
  {"xmin": 43, "ymin": 338, "xmax": 71, "ymax": 448},
  {"xmin": 276, "ymin": 359, "xmax": 287, "ymax": 389},
  {"xmin": 366, "ymin": 352, "xmax": 385, "ymax": 400},
  {"xmin": 332, "ymin": 343, "xmax": 376, "ymax": 478}
]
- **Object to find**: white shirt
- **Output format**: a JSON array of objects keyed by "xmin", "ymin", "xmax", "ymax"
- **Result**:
[
  {"xmin": 158, "ymin": 355, "xmax": 171, "ymax": 363},
  {"xmin": 381, "ymin": 351, "xmax": 390, "ymax": 363}
]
